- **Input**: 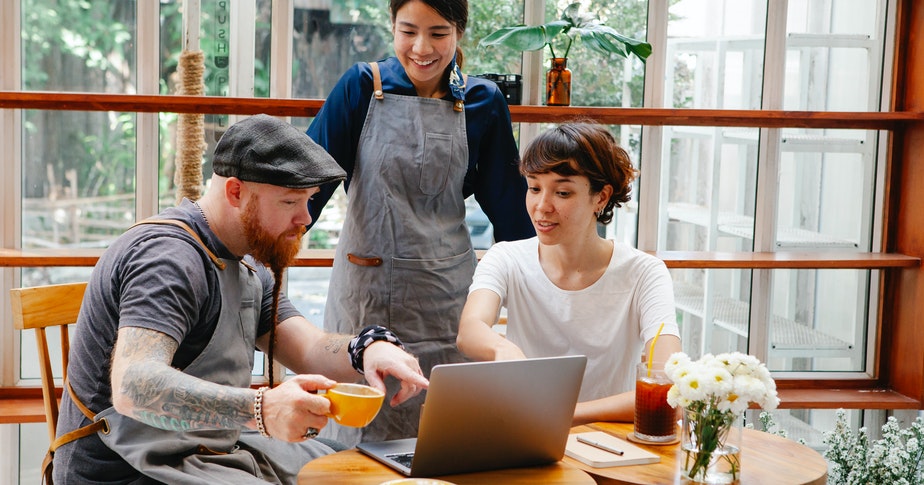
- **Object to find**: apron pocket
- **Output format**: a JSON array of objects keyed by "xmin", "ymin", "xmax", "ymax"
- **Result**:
[
  {"xmin": 389, "ymin": 249, "xmax": 475, "ymax": 342},
  {"xmin": 418, "ymin": 132, "xmax": 453, "ymax": 195}
]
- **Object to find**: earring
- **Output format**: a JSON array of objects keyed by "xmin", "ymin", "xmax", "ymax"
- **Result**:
[{"xmin": 594, "ymin": 209, "xmax": 602, "ymax": 218}]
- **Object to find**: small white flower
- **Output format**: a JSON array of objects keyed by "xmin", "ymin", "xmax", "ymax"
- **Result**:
[
  {"xmin": 666, "ymin": 351, "xmax": 777, "ymax": 414},
  {"xmin": 675, "ymin": 369, "xmax": 710, "ymax": 402},
  {"xmin": 665, "ymin": 352, "xmax": 691, "ymax": 378}
]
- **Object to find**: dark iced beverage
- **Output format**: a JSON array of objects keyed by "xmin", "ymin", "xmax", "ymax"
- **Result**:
[{"xmin": 633, "ymin": 363, "xmax": 677, "ymax": 442}]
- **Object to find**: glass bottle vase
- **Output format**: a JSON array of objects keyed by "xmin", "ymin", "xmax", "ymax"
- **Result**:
[
  {"xmin": 680, "ymin": 406, "xmax": 743, "ymax": 484},
  {"xmin": 545, "ymin": 57, "xmax": 571, "ymax": 106}
]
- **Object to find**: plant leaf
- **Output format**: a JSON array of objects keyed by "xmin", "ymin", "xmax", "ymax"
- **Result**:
[
  {"xmin": 479, "ymin": 25, "xmax": 546, "ymax": 51},
  {"xmin": 479, "ymin": 21, "xmax": 570, "ymax": 52},
  {"xmin": 561, "ymin": 3, "xmax": 579, "ymax": 22},
  {"xmin": 580, "ymin": 30, "xmax": 629, "ymax": 58},
  {"xmin": 563, "ymin": 3, "xmax": 598, "ymax": 29},
  {"xmin": 594, "ymin": 25, "xmax": 653, "ymax": 60}
]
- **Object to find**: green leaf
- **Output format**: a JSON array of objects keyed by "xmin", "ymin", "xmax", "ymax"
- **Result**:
[
  {"xmin": 595, "ymin": 25, "xmax": 653, "ymax": 60},
  {"xmin": 478, "ymin": 4, "xmax": 651, "ymax": 62},
  {"xmin": 563, "ymin": 2, "xmax": 598, "ymax": 29},
  {"xmin": 479, "ymin": 21, "xmax": 569, "ymax": 52},
  {"xmin": 581, "ymin": 31, "xmax": 628, "ymax": 58}
]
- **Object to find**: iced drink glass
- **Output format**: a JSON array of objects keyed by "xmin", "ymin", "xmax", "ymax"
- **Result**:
[{"xmin": 633, "ymin": 362, "xmax": 677, "ymax": 442}]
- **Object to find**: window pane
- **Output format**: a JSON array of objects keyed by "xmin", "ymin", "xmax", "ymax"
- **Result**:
[
  {"xmin": 768, "ymin": 269, "xmax": 867, "ymax": 372},
  {"xmin": 292, "ymin": 2, "xmax": 391, "ymax": 100},
  {"xmin": 662, "ymin": 126, "xmax": 759, "ymax": 252},
  {"xmin": 286, "ymin": 267, "xmax": 334, "ymax": 328},
  {"xmin": 775, "ymin": 129, "xmax": 876, "ymax": 251},
  {"xmin": 666, "ymin": 0, "xmax": 767, "ymax": 110},
  {"xmin": 673, "ymin": 268, "xmax": 754, "ymax": 359},
  {"xmin": 785, "ymin": 0, "xmax": 885, "ymax": 112},
  {"xmin": 21, "ymin": 1, "xmax": 137, "ymax": 92},
  {"xmin": 21, "ymin": 0, "xmax": 139, "ymax": 247},
  {"xmin": 465, "ymin": 1, "xmax": 524, "ymax": 76},
  {"xmin": 22, "ymin": 111, "xmax": 138, "ymax": 251},
  {"xmin": 552, "ymin": 1, "xmax": 648, "ymax": 108},
  {"xmin": 18, "ymin": 423, "xmax": 48, "ymax": 484}
]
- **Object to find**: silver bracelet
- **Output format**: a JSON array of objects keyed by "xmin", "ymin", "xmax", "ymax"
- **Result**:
[{"xmin": 254, "ymin": 386, "xmax": 271, "ymax": 438}]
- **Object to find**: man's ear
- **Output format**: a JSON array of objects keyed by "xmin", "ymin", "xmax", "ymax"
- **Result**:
[{"xmin": 225, "ymin": 177, "xmax": 245, "ymax": 209}]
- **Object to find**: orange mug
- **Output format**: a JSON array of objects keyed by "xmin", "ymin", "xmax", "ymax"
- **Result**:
[{"xmin": 323, "ymin": 383, "xmax": 385, "ymax": 427}]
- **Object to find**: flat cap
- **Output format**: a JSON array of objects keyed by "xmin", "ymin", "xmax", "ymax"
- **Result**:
[{"xmin": 213, "ymin": 114, "xmax": 346, "ymax": 189}]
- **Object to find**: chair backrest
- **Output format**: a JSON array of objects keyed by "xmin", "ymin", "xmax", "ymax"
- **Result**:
[{"xmin": 10, "ymin": 282, "xmax": 87, "ymax": 444}]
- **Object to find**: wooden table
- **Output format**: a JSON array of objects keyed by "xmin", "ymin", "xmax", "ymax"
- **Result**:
[
  {"xmin": 297, "ymin": 449, "xmax": 596, "ymax": 484},
  {"xmin": 566, "ymin": 422, "xmax": 827, "ymax": 485}
]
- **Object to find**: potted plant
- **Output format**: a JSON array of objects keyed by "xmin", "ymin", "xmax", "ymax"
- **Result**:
[{"xmin": 479, "ymin": 2, "xmax": 652, "ymax": 106}]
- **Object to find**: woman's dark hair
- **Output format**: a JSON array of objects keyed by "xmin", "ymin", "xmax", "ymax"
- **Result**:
[
  {"xmin": 390, "ymin": 0, "xmax": 468, "ymax": 68},
  {"xmin": 520, "ymin": 123, "xmax": 638, "ymax": 225}
]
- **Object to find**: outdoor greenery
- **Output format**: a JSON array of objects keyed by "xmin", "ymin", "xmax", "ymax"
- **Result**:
[
  {"xmin": 21, "ymin": 0, "xmax": 137, "ymax": 201},
  {"xmin": 479, "ymin": 2, "xmax": 652, "ymax": 62},
  {"xmin": 17, "ymin": 0, "xmax": 665, "ymax": 250}
]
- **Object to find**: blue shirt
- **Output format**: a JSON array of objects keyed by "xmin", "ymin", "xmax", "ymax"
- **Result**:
[{"xmin": 306, "ymin": 56, "xmax": 534, "ymax": 242}]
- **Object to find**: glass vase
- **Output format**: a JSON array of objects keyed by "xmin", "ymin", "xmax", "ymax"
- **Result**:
[
  {"xmin": 545, "ymin": 57, "xmax": 571, "ymax": 106},
  {"xmin": 680, "ymin": 406, "xmax": 743, "ymax": 484}
]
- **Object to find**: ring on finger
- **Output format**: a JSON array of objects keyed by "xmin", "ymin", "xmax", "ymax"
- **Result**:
[{"xmin": 303, "ymin": 427, "xmax": 319, "ymax": 440}]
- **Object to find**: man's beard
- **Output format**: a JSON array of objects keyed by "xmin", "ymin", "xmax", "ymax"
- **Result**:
[
  {"xmin": 240, "ymin": 195, "xmax": 304, "ymax": 387},
  {"xmin": 241, "ymin": 196, "xmax": 303, "ymax": 273}
]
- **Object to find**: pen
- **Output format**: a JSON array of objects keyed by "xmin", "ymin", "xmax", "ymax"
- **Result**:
[{"xmin": 576, "ymin": 435, "xmax": 625, "ymax": 456}]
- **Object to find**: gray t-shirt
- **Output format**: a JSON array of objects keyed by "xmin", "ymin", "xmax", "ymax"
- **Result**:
[{"xmin": 53, "ymin": 199, "xmax": 301, "ymax": 483}]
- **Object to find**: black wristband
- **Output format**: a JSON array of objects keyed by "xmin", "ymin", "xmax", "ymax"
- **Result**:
[{"xmin": 348, "ymin": 325, "xmax": 405, "ymax": 374}]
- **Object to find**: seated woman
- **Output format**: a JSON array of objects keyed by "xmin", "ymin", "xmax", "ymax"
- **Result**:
[{"xmin": 456, "ymin": 122, "xmax": 681, "ymax": 426}]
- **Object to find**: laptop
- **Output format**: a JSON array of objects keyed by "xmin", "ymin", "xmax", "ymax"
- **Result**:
[{"xmin": 356, "ymin": 355, "xmax": 587, "ymax": 477}]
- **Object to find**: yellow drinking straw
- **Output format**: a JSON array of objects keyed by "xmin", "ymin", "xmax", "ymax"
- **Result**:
[{"xmin": 647, "ymin": 322, "xmax": 666, "ymax": 377}]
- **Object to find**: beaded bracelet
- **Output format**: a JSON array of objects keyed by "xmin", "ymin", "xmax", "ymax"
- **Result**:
[
  {"xmin": 348, "ymin": 325, "xmax": 405, "ymax": 374},
  {"xmin": 254, "ymin": 386, "xmax": 271, "ymax": 438}
]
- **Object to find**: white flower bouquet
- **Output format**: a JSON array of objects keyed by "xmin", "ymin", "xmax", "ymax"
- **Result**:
[{"xmin": 665, "ymin": 352, "xmax": 779, "ymax": 483}]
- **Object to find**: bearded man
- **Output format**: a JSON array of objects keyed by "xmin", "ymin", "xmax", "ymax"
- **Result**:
[{"xmin": 51, "ymin": 114, "xmax": 428, "ymax": 485}]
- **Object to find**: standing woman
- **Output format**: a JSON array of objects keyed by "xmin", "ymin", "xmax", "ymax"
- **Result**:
[
  {"xmin": 457, "ymin": 123, "xmax": 682, "ymax": 425},
  {"xmin": 306, "ymin": 0, "xmax": 533, "ymax": 446}
]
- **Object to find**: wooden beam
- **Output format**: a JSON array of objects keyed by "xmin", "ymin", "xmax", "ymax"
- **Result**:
[
  {"xmin": 1, "ymin": 91, "xmax": 922, "ymax": 129},
  {"xmin": 775, "ymin": 388, "xmax": 921, "ymax": 410},
  {"xmin": 884, "ymin": 0, "xmax": 924, "ymax": 406},
  {"xmin": 509, "ymin": 105, "xmax": 924, "ymax": 130},
  {"xmin": 1, "ymin": 248, "xmax": 918, "ymax": 269},
  {"xmin": 651, "ymin": 251, "xmax": 920, "ymax": 269}
]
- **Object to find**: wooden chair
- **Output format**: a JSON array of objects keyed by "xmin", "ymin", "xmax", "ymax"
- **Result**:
[{"xmin": 10, "ymin": 281, "xmax": 87, "ymax": 483}]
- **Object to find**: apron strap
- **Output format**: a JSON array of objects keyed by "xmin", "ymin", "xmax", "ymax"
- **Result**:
[
  {"xmin": 369, "ymin": 61, "xmax": 466, "ymax": 112},
  {"xmin": 369, "ymin": 62, "xmax": 385, "ymax": 101},
  {"xmin": 40, "ymin": 379, "xmax": 110, "ymax": 484},
  {"xmin": 131, "ymin": 219, "xmax": 226, "ymax": 270},
  {"xmin": 62, "ymin": 378, "xmax": 110, "ymax": 442}
]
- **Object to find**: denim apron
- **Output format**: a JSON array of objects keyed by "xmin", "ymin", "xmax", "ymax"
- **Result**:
[
  {"xmin": 84, "ymin": 220, "xmax": 326, "ymax": 484},
  {"xmin": 322, "ymin": 62, "xmax": 475, "ymax": 447}
]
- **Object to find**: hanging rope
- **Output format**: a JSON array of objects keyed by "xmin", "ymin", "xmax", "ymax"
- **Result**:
[{"xmin": 174, "ymin": 49, "xmax": 206, "ymax": 204}]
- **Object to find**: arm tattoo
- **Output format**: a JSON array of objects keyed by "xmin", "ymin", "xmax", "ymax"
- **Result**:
[
  {"xmin": 116, "ymin": 327, "xmax": 254, "ymax": 431},
  {"xmin": 323, "ymin": 334, "xmax": 352, "ymax": 355}
]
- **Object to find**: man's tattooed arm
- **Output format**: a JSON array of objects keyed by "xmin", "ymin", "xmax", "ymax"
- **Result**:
[{"xmin": 111, "ymin": 326, "xmax": 254, "ymax": 431}]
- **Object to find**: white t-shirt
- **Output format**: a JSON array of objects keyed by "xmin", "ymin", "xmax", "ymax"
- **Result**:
[{"xmin": 470, "ymin": 238, "xmax": 680, "ymax": 402}]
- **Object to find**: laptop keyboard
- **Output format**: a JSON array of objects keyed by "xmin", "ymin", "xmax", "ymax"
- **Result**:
[{"xmin": 386, "ymin": 452, "xmax": 415, "ymax": 468}]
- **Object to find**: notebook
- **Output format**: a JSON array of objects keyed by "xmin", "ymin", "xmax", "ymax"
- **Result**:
[
  {"xmin": 356, "ymin": 355, "xmax": 587, "ymax": 477},
  {"xmin": 565, "ymin": 431, "xmax": 660, "ymax": 467}
]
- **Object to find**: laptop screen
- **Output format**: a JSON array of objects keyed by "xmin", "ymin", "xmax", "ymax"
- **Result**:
[{"xmin": 358, "ymin": 355, "xmax": 587, "ymax": 477}]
